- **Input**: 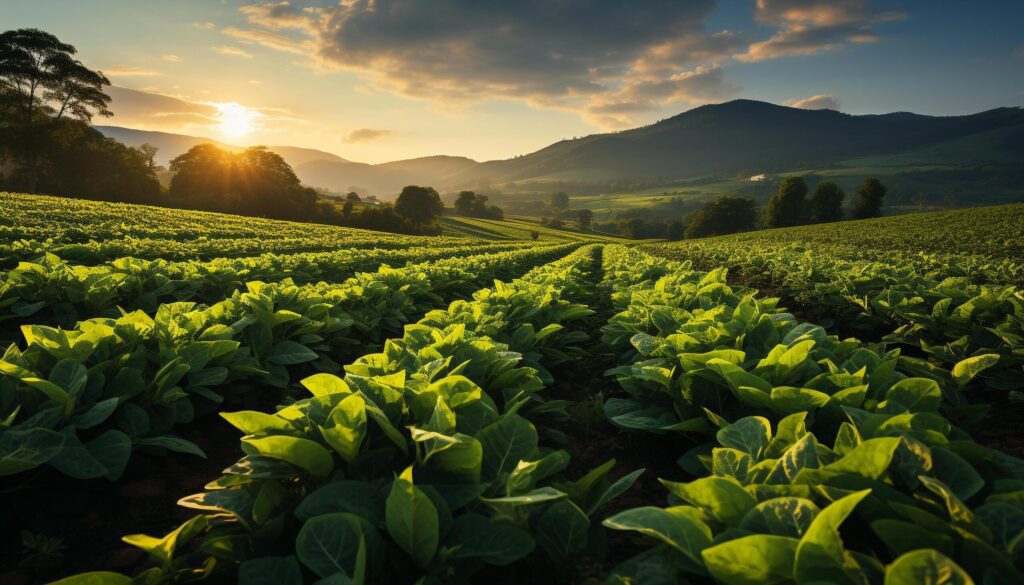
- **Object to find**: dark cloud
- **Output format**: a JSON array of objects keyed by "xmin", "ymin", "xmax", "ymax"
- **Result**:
[
  {"xmin": 740, "ymin": 0, "xmax": 903, "ymax": 62},
  {"xmin": 786, "ymin": 93, "xmax": 840, "ymax": 110},
  {"xmin": 234, "ymin": 0, "xmax": 742, "ymax": 127},
  {"xmin": 343, "ymin": 128, "xmax": 394, "ymax": 143}
]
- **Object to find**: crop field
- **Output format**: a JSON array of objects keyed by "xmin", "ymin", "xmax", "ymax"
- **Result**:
[{"xmin": 2, "ymin": 192, "xmax": 1023, "ymax": 584}]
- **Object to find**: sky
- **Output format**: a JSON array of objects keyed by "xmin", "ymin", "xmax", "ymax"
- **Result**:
[{"xmin": 4, "ymin": 0, "xmax": 1023, "ymax": 164}]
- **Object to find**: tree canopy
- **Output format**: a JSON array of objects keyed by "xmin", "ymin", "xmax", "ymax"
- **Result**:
[
  {"xmin": 809, "ymin": 180, "xmax": 845, "ymax": 223},
  {"xmin": 453, "ymin": 190, "xmax": 503, "ymax": 220},
  {"xmin": 685, "ymin": 195, "xmax": 758, "ymax": 238},
  {"xmin": 853, "ymin": 178, "xmax": 887, "ymax": 219},
  {"xmin": 763, "ymin": 176, "xmax": 810, "ymax": 228},
  {"xmin": 395, "ymin": 185, "xmax": 444, "ymax": 228}
]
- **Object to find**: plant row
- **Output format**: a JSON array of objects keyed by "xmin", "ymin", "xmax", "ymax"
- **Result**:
[
  {"xmin": 58, "ymin": 245, "xmax": 646, "ymax": 585},
  {"xmin": 0, "ymin": 244, "xmax": 575, "ymax": 484},
  {"xmin": 596, "ymin": 245, "xmax": 1023, "ymax": 584},
  {"xmin": 0, "ymin": 241, "xmax": 534, "ymax": 333}
]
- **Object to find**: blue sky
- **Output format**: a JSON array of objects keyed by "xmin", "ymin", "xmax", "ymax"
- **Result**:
[{"xmin": 4, "ymin": 0, "xmax": 1022, "ymax": 163}]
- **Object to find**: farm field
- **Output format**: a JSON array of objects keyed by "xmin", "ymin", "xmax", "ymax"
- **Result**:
[{"xmin": 1, "ymin": 193, "xmax": 1023, "ymax": 584}]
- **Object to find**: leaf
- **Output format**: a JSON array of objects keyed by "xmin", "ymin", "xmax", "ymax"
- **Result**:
[
  {"xmin": 239, "ymin": 555, "xmax": 303, "ymax": 585},
  {"xmin": 301, "ymin": 373, "xmax": 352, "ymax": 397},
  {"xmin": 701, "ymin": 534, "xmax": 799, "ymax": 585},
  {"xmin": 952, "ymin": 354, "xmax": 1000, "ymax": 388},
  {"xmin": 661, "ymin": 476, "xmax": 757, "ymax": 526},
  {"xmin": 123, "ymin": 515, "xmax": 208, "ymax": 564},
  {"xmin": 603, "ymin": 506, "xmax": 712, "ymax": 567},
  {"xmin": 49, "ymin": 572, "xmax": 133, "ymax": 585},
  {"xmin": 886, "ymin": 378, "xmax": 942, "ymax": 412},
  {"xmin": 447, "ymin": 513, "xmax": 535, "ymax": 565},
  {"xmin": 242, "ymin": 435, "xmax": 334, "ymax": 478},
  {"xmin": 717, "ymin": 417, "xmax": 772, "ymax": 459},
  {"xmin": 385, "ymin": 466, "xmax": 438, "ymax": 569},
  {"xmin": 0, "ymin": 426, "xmax": 65, "ymax": 476},
  {"xmin": 740, "ymin": 498, "xmax": 820, "ymax": 538},
  {"xmin": 883, "ymin": 549, "xmax": 974, "ymax": 585},
  {"xmin": 590, "ymin": 468, "xmax": 646, "ymax": 514},
  {"xmin": 268, "ymin": 341, "xmax": 319, "ymax": 365},
  {"xmin": 793, "ymin": 489, "xmax": 870, "ymax": 583},
  {"xmin": 320, "ymin": 394, "xmax": 366, "ymax": 463},
  {"xmin": 296, "ymin": 513, "xmax": 368, "ymax": 579},
  {"xmin": 535, "ymin": 499, "xmax": 590, "ymax": 559},
  {"xmin": 478, "ymin": 414, "xmax": 538, "ymax": 477},
  {"xmin": 138, "ymin": 436, "xmax": 206, "ymax": 458},
  {"xmin": 295, "ymin": 481, "xmax": 384, "ymax": 523},
  {"xmin": 76, "ymin": 398, "xmax": 119, "ymax": 430},
  {"xmin": 221, "ymin": 410, "xmax": 294, "ymax": 435}
]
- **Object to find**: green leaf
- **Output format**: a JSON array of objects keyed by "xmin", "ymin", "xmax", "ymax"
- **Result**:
[
  {"xmin": 268, "ymin": 341, "xmax": 318, "ymax": 365},
  {"xmin": 301, "ymin": 373, "xmax": 352, "ymax": 397},
  {"xmin": 295, "ymin": 481, "xmax": 383, "ymax": 523},
  {"xmin": 603, "ymin": 506, "xmax": 712, "ymax": 567},
  {"xmin": 447, "ymin": 513, "xmax": 535, "ymax": 565},
  {"xmin": 793, "ymin": 489, "xmax": 870, "ymax": 583},
  {"xmin": 296, "ymin": 513, "xmax": 368, "ymax": 578},
  {"xmin": 221, "ymin": 410, "xmax": 294, "ymax": 435},
  {"xmin": 242, "ymin": 435, "xmax": 334, "ymax": 478},
  {"xmin": 535, "ymin": 499, "xmax": 590, "ymax": 559},
  {"xmin": 138, "ymin": 436, "xmax": 206, "ymax": 458},
  {"xmin": 385, "ymin": 466, "xmax": 438, "ymax": 569},
  {"xmin": 886, "ymin": 378, "xmax": 942, "ymax": 412},
  {"xmin": 717, "ymin": 417, "xmax": 772, "ymax": 459},
  {"xmin": 239, "ymin": 555, "xmax": 302, "ymax": 585},
  {"xmin": 661, "ymin": 476, "xmax": 757, "ymax": 526},
  {"xmin": 76, "ymin": 398, "xmax": 119, "ymax": 430},
  {"xmin": 320, "ymin": 394, "xmax": 366, "ymax": 463},
  {"xmin": 478, "ymin": 413, "xmax": 538, "ymax": 477},
  {"xmin": 951, "ymin": 354, "xmax": 1000, "ymax": 388},
  {"xmin": 702, "ymin": 534, "xmax": 799, "ymax": 585},
  {"xmin": 883, "ymin": 549, "xmax": 973, "ymax": 585},
  {"xmin": 740, "ymin": 498, "xmax": 820, "ymax": 538},
  {"xmin": 123, "ymin": 515, "xmax": 208, "ymax": 564},
  {"xmin": 49, "ymin": 572, "xmax": 133, "ymax": 585},
  {"xmin": 0, "ymin": 427, "xmax": 65, "ymax": 476}
]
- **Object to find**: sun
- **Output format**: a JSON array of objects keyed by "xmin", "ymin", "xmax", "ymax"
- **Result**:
[{"xmin": 215, "ymin": 102, "xmax": 256, "ymax": 138}]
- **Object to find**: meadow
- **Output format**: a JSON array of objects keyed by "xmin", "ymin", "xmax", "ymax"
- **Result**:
[{"xmin": 1, "ymin": 192, "xmax": 1022, "ymax": 585}]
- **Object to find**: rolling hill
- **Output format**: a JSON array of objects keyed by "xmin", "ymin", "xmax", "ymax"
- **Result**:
[{"xmin": 97, "ymin": 100, "xmax": 1024, "ymax": 200}]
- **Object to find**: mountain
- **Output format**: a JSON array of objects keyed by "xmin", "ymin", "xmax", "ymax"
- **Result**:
[
  {"xmin": 97, "ymin": 100, "xmax": 1024, "ymax": 197},
  {"xmin": 449, "ymin": 100, "xmax": 1024, "ymax": 185},
  {"xmin": 95, "ymin": 126, "xmax": 351, "ymax": 168}
]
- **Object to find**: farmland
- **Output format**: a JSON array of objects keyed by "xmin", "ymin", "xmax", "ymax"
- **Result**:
[{"xmin": 1, "ymin": 192, "xmax": 1023, "ymax": 585}]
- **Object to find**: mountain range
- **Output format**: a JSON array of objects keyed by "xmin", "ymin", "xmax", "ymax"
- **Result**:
[{"xmin": 97, "ymin": 99, "xmax": 1024, "ymax": 198}]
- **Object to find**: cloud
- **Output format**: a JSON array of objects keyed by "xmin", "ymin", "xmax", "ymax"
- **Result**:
[
  {"xmin": 192, "ymin": 22, "xmax": 216, "ymax": 30},
  {"xmin": 230, "ymin": 0, "xmax": 746, "ymax": 128},
  {"xmin": 103, "ymin": 65, "xmax": 162, "ymax": 77},
  {"xmin": 213, "ymin": 46, "xmax": 253, "ymax": 58},
  {"xmin": 223, "ymin": 27, "xmax": 310, "ymax": 55},
  {"xmin": 105, "ymin": 86, "xmax": 218, "ymax": 126},
  {"xmin": 738, "ymin": 0, "xmax": 904, "ymax": 62},
  {"xmin": 162, "ymin": 54, "xmax": 182, "ymax": 62},
  {"xmin": 786, "ymin": 93, "xmax": 840, "ymax": 110},
  {"xmin": 343, "ymin": 128, "xmax": 395, "ymax": 143}
]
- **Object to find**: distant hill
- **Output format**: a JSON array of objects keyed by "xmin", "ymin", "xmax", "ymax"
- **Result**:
[
  {"xmin": 94, "ymin": 126, "xmax": 351, "ymax": 169},
  {"xmin": 97, "ymin": 100, "xmax": 1024, "ymax": 199},
  {"xmin": 450, "ymin": 100, "xmax": 1024, "ymax": 185}
]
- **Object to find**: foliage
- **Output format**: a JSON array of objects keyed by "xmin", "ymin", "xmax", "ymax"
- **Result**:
[
  {"xmin": 763, "ymin": 176, "xmax": 810, "ymax": 228},
  {"xmin": 809, "ymin": 180, "xmax": 844, "ymax": 223},
  {"xmin": 685, "ymin": 195, "xmax": 758, "ymax": 239},
  {"xmin": 854, "ymin": 177, "xmax": 888, "ymax": 219},
  {"xmin": 453, "ymin": 190, "xmax": 504, "ymax": 220}
]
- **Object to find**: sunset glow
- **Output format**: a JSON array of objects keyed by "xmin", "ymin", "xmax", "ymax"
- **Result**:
[{"xmin": 215, "ymin": 102, "xmax": 256, "ymax": 138}]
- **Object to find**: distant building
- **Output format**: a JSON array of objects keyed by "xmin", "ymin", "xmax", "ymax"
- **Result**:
[{"xmin": 749, "ymin": 174, "xmax": 768, "ymax": 182}]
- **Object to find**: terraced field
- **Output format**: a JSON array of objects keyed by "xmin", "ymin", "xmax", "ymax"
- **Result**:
[{"xmin": 2, "ymin": 192, "xmax": 1022, "ymax": 585}]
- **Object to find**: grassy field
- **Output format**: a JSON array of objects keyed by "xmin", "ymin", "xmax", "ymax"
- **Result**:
[{"xmin": 439, "ymin": 214, "xmax": 627, "ymax": 241}]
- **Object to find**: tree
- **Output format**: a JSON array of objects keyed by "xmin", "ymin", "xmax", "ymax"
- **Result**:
[
  {"xmin": 549, "ymin": 191, "xmax": 570, "ymax": 210},
  {"xmin": 763, "ymin": 176, "xmax": 810, "ymax": 228},
  {"xmin": 342, "ymin": 200, "xmax": 354, "ymax": 217},
  {"xmin": 139, "ymin": 143, "xmax": 162, "ymax": 173},
  {"xmin": 169, "ymin": 143, "xmax": 318, "ymax": 221},
  {"xmin": 1, "ymin": 29, "xmax": 112, "ymax": 192},
  {"xmin": 576, "ymin": 209, "xmax": 594, "ymax": 231},
  {"xmin": 809, "ymin": 181, "xmax": 844, "ymax": 223},
  {"xmin": 685, "ymin": 196, "xmax": 758, "ymax": 238},
  {"xmin": 666, "ymin": 220, "xmax": 685, "ymax": 241},
  {"xmin": 345, "ymin": 191, "xmax": 361, "ymax": 203},
  {"xmin": 853, "ymin": 178, "xmax": 887, "ymax": 219},
  {"xmin": 395, "ymin": 185, "xmax": 444, "ymax": 228},
  {"xmin": 452, "ymin": 190, "xmax": 503, "ymax": 219},
  {"xmin": 530, "ymin": 231, "xmax": 539, "ymax": 240}
]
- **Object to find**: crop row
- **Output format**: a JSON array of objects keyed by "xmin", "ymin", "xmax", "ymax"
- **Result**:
[
  {"xmin": 597, "ymin": 246, "xmax": 1023, "ymax": 584},
  {"xmin": 0, "ymin": 244, "xmax": 576, "ymax": 484},
  {"xmin": 643, "ymin": 242, "xmax": 1024, "ymax": 394},
  {"xmin": 0, "ymin": 241, "xmax": 536, "ymax": 335},
  {"xmin": 59, "ymin": 245, "xmax": 648, "ymax": 584},
  {"xmin": 0, "ymin": 192, "xmax": 420, "ymax": 243}
]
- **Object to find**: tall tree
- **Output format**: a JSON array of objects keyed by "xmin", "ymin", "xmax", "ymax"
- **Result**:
[
  {"xmin": 763, "ymin": 176, "xmax": 810, "ymax": 229},
  {"xmin": 395, "ymin": 185, "xmax": 444, "ymax": 228},
  {"xmin": 853, "ymin": 178, "xmax": 887, "ymax": 219},
  {"xmin": 345, "ymin": 191, "xmax": 361, "ymax": 203},
  {"xmin": 549, "ymin": 191, "xmax": 570, "ymax": 211},
  {"xmin": 685, "ymin": 195, "xmax": 758, "ymax": 238},
  {"xmin": 576, "ymin": 209, "xmax": 594, "ymax": 231},
  {"xmin": 809, "ymin": 180, "xmax": 844, "ymax": 223},
  {"xmin": 0, "ymin": 28, "xmax": 112, "ymax": 191}
]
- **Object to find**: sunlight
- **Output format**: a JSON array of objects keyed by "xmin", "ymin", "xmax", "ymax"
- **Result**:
[{"xmin": 215, "ymin": 102, "xmax": 256, "ymax": 138}]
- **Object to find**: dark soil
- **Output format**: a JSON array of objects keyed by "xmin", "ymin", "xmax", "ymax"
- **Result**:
[{"xmin": 0, "ymin": 415, "xmax": 243, "ymax": 584}]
